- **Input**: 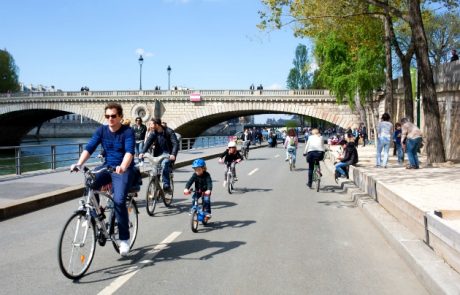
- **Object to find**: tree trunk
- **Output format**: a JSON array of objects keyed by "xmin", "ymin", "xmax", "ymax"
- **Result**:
[
  {"xmin": 384, "ymin": 14, "xmax": 394, "ymax": 117},
  {"xmin": 400, "ymin": 59, "xmax": 414, "ymax": 122},
  {"xmin": 407, "ymin": 0, "xmax": 446, "ymax": 163}
]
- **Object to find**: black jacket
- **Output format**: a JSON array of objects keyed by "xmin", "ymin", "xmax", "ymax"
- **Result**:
[
  {"xmin": 185, "ymin": 171, "xmax": 213, "ymax": 192},
  {"xmin": 341, "ymin": 142, "xmax": 358, "ymax": 165},
  {"xmin": 133, "ymin": 124, "xmax": 147, "ymax": 141},
  {"xmin": 142, "ymin": 127, "xmax": 179, "ymax": 157}
]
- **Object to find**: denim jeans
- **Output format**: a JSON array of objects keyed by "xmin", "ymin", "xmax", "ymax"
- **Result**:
[
  {"xmin": 395, "ymin": 142, "xmax": 404, "ymax": 164},
  {"xmin": 335, "ymin": 162, "xmax": 348, "ymax": 177},
  {"xmin": 160, "ymin": 153, "xmax": 172, "ymax": 188},
  {"xmin": 287, "ymin": 146, "xmax": 297, "ymax": 164},
  {"xmin": 406, "ymin": 137, "xmax": 422, "ymax": 168},
  {"xmin": 376, "ymin": 137, "xmax": 391, "ymax": 167},
  {"xmin": 193, "ymin": 192, "xmax": 211, "ymax": 214},
  {"xmin": 135, "ymin": 141, "xmax": 144, "ymax": 156},
  {"xmin": 92, "ymin": 165, "xmax": 134, "ymax": 241}
]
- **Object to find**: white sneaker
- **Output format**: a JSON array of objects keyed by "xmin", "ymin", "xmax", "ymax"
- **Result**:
[
  {"xmin": 119, "ymin": 240, "xmax": 130, "ymax": 257},
  {"xmin": 223, "ymin": 180, "xmax": 227, "ymax": 187}
]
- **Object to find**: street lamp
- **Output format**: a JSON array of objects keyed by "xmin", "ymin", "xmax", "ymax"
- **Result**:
[
  {"xmin": 138, "ymin": 55, "xmax": 144, "ymax": 90},
  {"xmin": 167, "ymin": 65, "xmax": 171, "ymax": 90}
]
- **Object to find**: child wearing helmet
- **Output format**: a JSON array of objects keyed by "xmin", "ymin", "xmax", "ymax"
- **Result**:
[
  {"xmin": 219, "ymin": 141, "xmax": 243, "ymax": 185},
  {"xmin": 184, "ymin": 159, "xmax": 213, "ymax": 219}
]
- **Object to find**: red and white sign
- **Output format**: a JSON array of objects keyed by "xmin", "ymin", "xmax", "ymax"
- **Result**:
[{"xmin": 190, "ymin": 93, "xmax": 201, "ymax": 102}]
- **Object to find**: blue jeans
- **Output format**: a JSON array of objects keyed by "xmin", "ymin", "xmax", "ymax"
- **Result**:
[
  {"xmin": 92, "ymin": 165, "xmax": 134, "ymax": 241},
  {"xmin": 193, "ymin": 192, "xmax": 211, "ymax": 214},
  {"xmin": 406, "ymin": 137, "xmax": 422, "ymax": 168},
  {"xmin": 160, "ymin": 154, "xmax": 172, "ymax": 188},
  {"xmin": 335, "ymin": 162, "xmax": 348, "ymax": 177},
  {"xmin": 135, "ymin": 141, "xmax": 144, "ymax": 156},
  {"xmin": 287, "ymin": 146, "xmax": 297, "ymax": 164},
  {"xmin": 395, "ymin": 142, "xmax": 404, "ymax": 164},
  {"xmin": 376, "ymin": 137, "xmax": 391, "ymax": 167}
]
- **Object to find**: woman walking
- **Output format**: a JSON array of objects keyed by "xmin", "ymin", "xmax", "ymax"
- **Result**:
[{"xmin": 376, "ymin": 113, "xmax": 393, "ymax": 168}]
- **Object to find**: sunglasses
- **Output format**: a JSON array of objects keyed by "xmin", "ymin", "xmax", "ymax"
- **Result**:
[{"xmin": 105, "ymin": 114, "xmax": 118, "ymax": 119}]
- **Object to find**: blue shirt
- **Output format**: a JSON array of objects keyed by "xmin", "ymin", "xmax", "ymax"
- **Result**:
[{"xmin": 85, "ymin": 125, "xmax": 135, "ymax": 168}]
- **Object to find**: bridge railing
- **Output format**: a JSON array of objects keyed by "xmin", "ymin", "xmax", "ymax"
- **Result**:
[
  {"xmin": 0, "ymin": 136, "xmax": 230, "ymax": 176},
  {"xmin": 0, "ymin": 89, "xmax": 331, "ymax": 98}
]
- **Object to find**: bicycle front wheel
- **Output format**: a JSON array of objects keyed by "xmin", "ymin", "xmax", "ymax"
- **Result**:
[
  {"xmin": 58, "ymin": 211, "xmax": 96, "ymax": 280},
  {"xmin": 191, "ymin": 210, "xmax": 199, "ymax": 233},
  {"xmin": 227, "ymin": 172, "xmax": 233, "ymax": 194},
  {"xmin": 146, "ymin": 178, "xmax": 160, "ymax": 216},
  {"xmin": 111, "ymin": 199, "xmax": 139, "ymax": 253}
]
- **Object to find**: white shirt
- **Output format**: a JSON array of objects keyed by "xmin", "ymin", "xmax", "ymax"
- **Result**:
[{"xmin": 304, "ymin": 135, "xmax": 325, "ymax": 154}]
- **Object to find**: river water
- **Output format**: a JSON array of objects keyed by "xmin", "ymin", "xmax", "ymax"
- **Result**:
[{"xmin": 0, "ymin": 136, "xmax": 230, "ymax": 176}]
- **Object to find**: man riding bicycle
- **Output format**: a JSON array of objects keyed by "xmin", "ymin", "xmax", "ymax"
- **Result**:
[
  {"xmin": 219, "ymin": 141, "xmax": 243, "ymax": 186},
  {"xmin": 139, "ymin": 118, "xmax": 179, "ymax": 194},
  {"xmin": 303, "ymin": 128, "xmax": 325, "ymax": 189},
  {"xmin": 71, "ymin": 102, "xmax": 135, "ymax": 256}
]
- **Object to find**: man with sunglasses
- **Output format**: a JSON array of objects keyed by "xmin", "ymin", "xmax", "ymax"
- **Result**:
[
  {"xmin": 71, "ymin": 102, "xmax": 135, "ymax": 257},
  {"xmin": 139, "ymin": 118, "xmax": 179, "ymax": 194}
]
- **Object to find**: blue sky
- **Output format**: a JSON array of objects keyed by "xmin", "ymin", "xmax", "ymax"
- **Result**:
[{"xmin": 1, "ymin": 0, "xmax": 309, "ymax": 92}]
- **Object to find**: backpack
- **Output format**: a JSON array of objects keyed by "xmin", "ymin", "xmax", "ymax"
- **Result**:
[{"xmin": 289, "ymin": 137, "xmax": 296, "ymax": 146}]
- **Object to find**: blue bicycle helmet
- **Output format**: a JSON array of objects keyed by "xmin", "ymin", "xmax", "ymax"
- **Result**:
[{"xmin": 192, "ymin": 158, "xmax": 206, "ymax": 168}]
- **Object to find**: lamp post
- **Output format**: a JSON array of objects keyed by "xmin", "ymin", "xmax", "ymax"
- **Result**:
[
  {"xmin": 167, "ymin": 65, "xmax": 171, "ymax": 90},
  {"xmin": 138, "ymin": 55, "xmax": 144, "ymax": 90}
]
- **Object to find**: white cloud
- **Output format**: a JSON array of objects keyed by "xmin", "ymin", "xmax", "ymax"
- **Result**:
[{"xmin": 135, "ymin": 48, "xmax": 154, "ymax": 58}]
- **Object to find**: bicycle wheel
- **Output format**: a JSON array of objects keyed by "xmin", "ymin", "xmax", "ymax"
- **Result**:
[
  {"xmin": 111, "ymin": 199, "xmax": 139, "ymax": 253},
  {"xmin": 316, "ymin": 175, "xmax": 321, "ymax": 192},
  {"xmin": 58, "ymin": 211, "xmax": 96, "ymax": 280},
  {"xmin": 289, "ymin": 157, "xmax": 293, "ymax": 171},
  {"xmin": 227, "ymin": 172, "xmax": 233, "ymax": 194},
  {"xmin": 163, "ymin": 174, "xmax": 174, "ymax": 207},
  {"xmin": 146, "ymin": 178, "xmax": 160, "ymax": 216},
  {"xmin": 191, "ymin": 210, "xmax": 199, "ymax": 233}
]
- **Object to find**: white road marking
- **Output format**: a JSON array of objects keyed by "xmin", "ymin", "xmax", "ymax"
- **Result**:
[
  {"xmin": 98, "ymin": 231, "xmax": 182, "ymax": 295},
  {"xmin": 248, "ymin": 168, "xmax": 259, "ymax": 176},
  {"xmin": 274, "ymin": 154, "xmax": 280, "ymax": 158}
]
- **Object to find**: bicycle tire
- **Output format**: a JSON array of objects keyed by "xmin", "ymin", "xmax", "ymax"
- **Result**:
[
  {"xmin": 316, "ymin": 177, "xmax": 321, "ymax": 192},
  {"xmin": 227, "ymin": 172, "xmax": 233, "ymax": 194},
  {"xmin": 58, "ymin": 211, "xmax": 96, "ymax": 280},
  {"xmin": 111, "ymin": 199, "xmax": 139, "ymax": 253},
  {"xmin": 163, "ymin": 174, "xmax": 174, "ymax": 207},
  {"xmin": 191, "ymin": 210, "xmax": 199, "ymax": 233},
  {"xmin": 289, "ymin": 157, "xmax": 293, "ymax": 171},
  {"xmin": 146, "ymin": 178, "xmax": 159, "ymax": 216}
]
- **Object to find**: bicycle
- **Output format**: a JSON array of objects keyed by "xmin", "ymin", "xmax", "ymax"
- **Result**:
[
  {"xmin": 58, "ymin": 166, "xmax": 139, "ymax": 280},
  {"xmin": 224, "ymin": 161, "xmax": 239, "ymax": 194},
  {"xmin": 312, "ymin": 160, "xmax": 322, "ymax": 192},
  {"xmin": 185, "ymin": 189, "xmax": 210, "ymax": 233},
  {"xmin": 142, "ymin": 154, "xmax": 174, "ymax": 216}
]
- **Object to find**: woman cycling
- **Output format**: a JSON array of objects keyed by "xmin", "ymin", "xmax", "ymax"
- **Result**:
[
  {"xmin": 218, "ymin": 141, "xmax": 243, "ymax": 186},
  {"xmin": 303, "ymin": 128, "xmax": 325, "ymax": 189},
  {"xmin": 284, "ymin": 128, "xmax": 299, "ymax": 168}
]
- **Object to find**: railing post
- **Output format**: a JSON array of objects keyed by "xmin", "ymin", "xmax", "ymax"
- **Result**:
[
  {"xmin": 51, "ymin": 145, "xmax": 56, "ymax": 170},
  {"xmin": 15, "ymin": 147, "xmax": 21, "ymax": 175},
  {"xmin": 187, "ymin": 139, "xmax": 191, "ymax": 150},
  {"xmin": 179, "ymin": 139, "xmax": 183, "ymax": 151}
]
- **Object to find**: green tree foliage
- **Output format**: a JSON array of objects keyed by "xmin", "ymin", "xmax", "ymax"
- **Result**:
[
  {"xmin": 0, "ymin": 49, "xmax": 20, "ymax": 93},
  {"xmin": 424, "ymin": 12, "xmax": 460, "ymax": 66},
  {"xmin": 287, "ymin": 44, "xmax": 312, "ymax": 89}
]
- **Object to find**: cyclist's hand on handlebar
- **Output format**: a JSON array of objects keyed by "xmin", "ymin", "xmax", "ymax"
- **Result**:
[
  {"xmin": 139, "ymin": 153, "xmax": 144, "ymax": 159},
  {"xmin": 236, "ymin": 159, "xmax": 242, "ymax": 163},
  {"xmin": 204, "ymin": 190, "xmax": 211, "ymax": 196},
  {"xmin": 184, "ymin": 189, "xmax": 191, "ymax": 195},
  {"xmin": 70, "ymin": 164, "xmax": 81, "ymax": 172},
  {"xmin": 218, "ymin": 158, "xmax": 224, "ymax": 164},
  {"xmin": 169, "ymin": 155, "xmax": 176, "ymax": 161}
]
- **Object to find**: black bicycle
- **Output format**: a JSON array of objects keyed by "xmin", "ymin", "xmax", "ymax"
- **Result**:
[{"xmin": 57, "ymin": 166, "xmax": 139, "ymax": 280}]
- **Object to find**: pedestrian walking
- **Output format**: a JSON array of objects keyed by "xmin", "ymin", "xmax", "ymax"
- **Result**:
[
  {"xmin": 401, "ymin": 118, "xmax": 423, "ymax": 169},
  {"xmin": 376, "ymin": 113, "xmax": 393, "ymax": 168},
  {"xmin": 133, "ymin": 117, "xmax": 147, "ymax": 159},
  {"xmin": 393, "ymin": 122, "xmax": 404, "ymax": 165}
]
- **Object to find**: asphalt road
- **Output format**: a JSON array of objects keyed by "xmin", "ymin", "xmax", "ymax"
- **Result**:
[{"xmin": 0, "ymin": 146, "xmax": 428, "ymax": 295}]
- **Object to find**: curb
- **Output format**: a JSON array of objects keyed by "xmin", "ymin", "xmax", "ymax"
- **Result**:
[{"xmin": 332, "ymin": 176, "xmax": 460, "ymax": 294}]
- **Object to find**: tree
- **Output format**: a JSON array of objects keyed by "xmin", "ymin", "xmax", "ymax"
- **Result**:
[
  {"xmin": 424, "ymin": 12, "xmax": 460, "ymax": 66},
  {"xmin": 287, "ymin": 44, "xmax": 312, "ymax": 89},
  {"xmin": 0, "ymin": 49, "xmax": 20, "ymax": 93}
]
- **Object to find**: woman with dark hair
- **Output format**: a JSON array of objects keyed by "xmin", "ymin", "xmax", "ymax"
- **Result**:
[{"xmin": 376, "ymin": 113, "xmax": 393, "ymax": 168}]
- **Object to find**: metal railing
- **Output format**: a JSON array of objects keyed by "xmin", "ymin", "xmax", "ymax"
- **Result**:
[{"xmin": 0, "ymin": 136, "xmax": 230, "ymax": 176}]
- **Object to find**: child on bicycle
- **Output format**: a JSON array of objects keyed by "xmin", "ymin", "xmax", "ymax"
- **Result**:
[
  {"xmin": 184, "ymin": 159, "xmax": 213, "ymax": 219},
  {"xmin": 218, "ymin": 141, "xmax": 243, "ymax": 186}
]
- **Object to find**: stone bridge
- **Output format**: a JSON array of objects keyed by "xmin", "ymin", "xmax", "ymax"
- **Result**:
[{"xmin": 0, "ymin": 89, "xmax": 361, "ymax": 146}]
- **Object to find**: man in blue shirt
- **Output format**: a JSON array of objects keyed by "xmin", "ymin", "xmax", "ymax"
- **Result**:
[
  {"xmin": 140, "ymin": 118, "xmax": 178, "ymax": 193},
  {"xmin": 71, "ymin": 102, "xmax": 135, "ymax": 257}
]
